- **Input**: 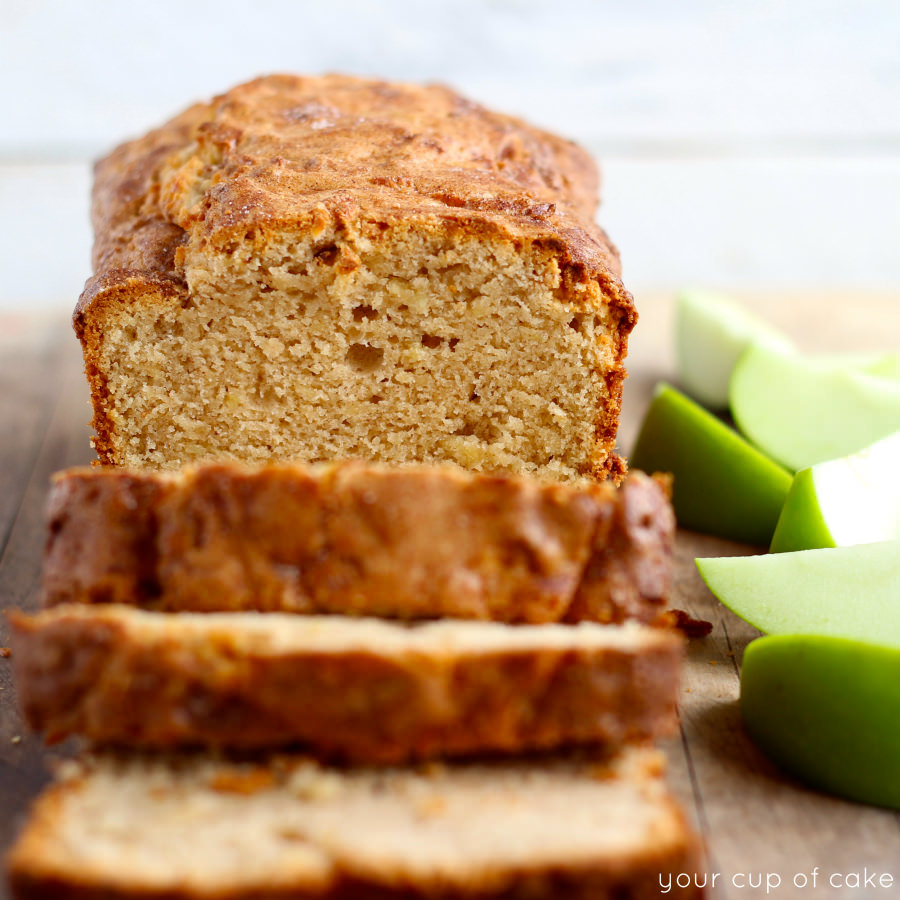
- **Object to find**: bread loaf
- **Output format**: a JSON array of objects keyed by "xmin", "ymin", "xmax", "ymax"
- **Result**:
[
  {"xmin": 12, "ymin": 605, "xmax": 682, "ymax": 761},
  {"xmin": 76, "ymin": 74, "xmax": 635, "ymax": 480},
  {"xmin": 42, "ymin": 461, "xmax": 674, "ymax": 623},
  {"xmin": 5, "ymin": 748, "xmax": 703, "ymax": 899}
]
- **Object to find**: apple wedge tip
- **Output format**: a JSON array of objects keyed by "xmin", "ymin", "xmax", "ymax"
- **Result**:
[
  {"xmin": 770, "ymin": 429, "xmax": 900, "ymax": 553},
  {"xmin": 631, "ymin": 383, "xmax": 791, "ymax": 545},
  {"xmin": 696, "ymin": 541, "xmax": 900, "ymax": 645},
  {"xmin": 675, "ymin": 290, "xmax": 792, "ymax": 409},
  {"xmin": 768, "ymin": 468, "xmax": 836, "ymax": 554}
]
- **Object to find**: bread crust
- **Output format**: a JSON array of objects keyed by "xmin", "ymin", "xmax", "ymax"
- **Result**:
[
  {"xmin": 42, "ymin": 462, "xmax": 674, "ymax": 624},
  {"xmin": 74, "ymin": 74, "xmax": 635, "ymax": 477},
  {"xmin": 9, "ymin": 861, "xmax": 703, "ymax": 900},
  {"xmin": 11, "ymin": 605, "xmax": 683, "ymax": 761},
  {"xmin": 6, "ymin": 750, "xmax": 704, "ymax": 899}
]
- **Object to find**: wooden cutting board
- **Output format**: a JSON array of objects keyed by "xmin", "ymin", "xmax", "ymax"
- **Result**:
[{"xmin": 1, "ymin": 292, "xmax": 899, "ymax": 899}]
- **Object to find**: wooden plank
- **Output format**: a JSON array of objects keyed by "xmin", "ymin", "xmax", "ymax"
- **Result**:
[
  {"xmin": 0, "ymin": 331, "xmax": 94, "ymax": 895},
  {"xmin": 0, "ymin": 333, "xmax": 62, "ymax": 552}
]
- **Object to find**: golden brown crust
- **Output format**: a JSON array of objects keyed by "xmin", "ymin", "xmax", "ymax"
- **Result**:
[
  {"xmin": 8, "ymin": 863, "xmax": 704, "ymax": 900},
  {"xmin": 79, "ymin": 75, "xmax": 611, "ymax": 301},
  {"xmin": 74, "ymin": 74, "xmax": 635, "ymax": 476},
  {"xmin": 41, "ymin": 462, "xmax": 674, "ymax": 624},
  {"xmin": 6, "ymin": 751, "xmax": 704, "ymax": 900},
  {"xmin": 11, "ymin": 606, "xmax": 683, "ymax": 761},
  {"xmin": 42, "ymin": 468, "xmax": 174, "ymax": 606},
  {"xmin": 567, "ymin": 472, "xmax": 677, "ymax": 624}
]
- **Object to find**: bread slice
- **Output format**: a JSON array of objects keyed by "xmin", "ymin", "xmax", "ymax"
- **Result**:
[
  {"xmin": 42, "ymin": 461, "xmax": 675, "ymax": 624},
  {"xmin": 75, "ymin": 74, "xmax": 635, "ymax": 481},
  {"xmin": 5, "ymin": 748, "xmax": 703, "ymax": 899},
  {"xmin": 12, "ymin": 605, "xmax": 682, "ymax": 761}
]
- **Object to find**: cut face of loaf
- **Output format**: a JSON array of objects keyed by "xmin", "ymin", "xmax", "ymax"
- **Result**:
[
  {"xmin": 12, "ymin": 605, "xmax": 683, "ymax": 760},
  {"xmin": 42, "ymin": 462, "xmax": 675, "ymax": 624},
  {"xmin": 6, "ymin": 749, "xmax": 703, "ymax": 900},
  {"xmin": 76, "ymin": 74, "xmax": 635, "ymax": 479}
]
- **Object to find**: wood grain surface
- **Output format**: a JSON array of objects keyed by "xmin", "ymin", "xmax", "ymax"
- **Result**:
[{"xmin": 1, "ymin": 293, "xmax": 899, "ymax": 898}]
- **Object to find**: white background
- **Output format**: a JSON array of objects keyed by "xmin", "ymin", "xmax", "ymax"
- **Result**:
[{"xmin": 2, "ymin": 0, "xmax": 899, "ymax": 311}]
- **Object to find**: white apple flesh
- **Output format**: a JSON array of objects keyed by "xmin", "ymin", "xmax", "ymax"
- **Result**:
[
  {"xmin": 675, "ymin": 291, "xmax": 792, "ymax": 409},
  {"xmin": 730, "ymin": 343, "xmax": 900, "ymax": 471},
  {"xmin": 770, "ymin": 430, "xmax": 900, "ymax": 553},
  {"xmin": 696, "ymin": 541, "xmax": 900, "ymax": 645}
]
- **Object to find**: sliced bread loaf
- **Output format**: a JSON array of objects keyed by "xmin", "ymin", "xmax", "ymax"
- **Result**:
[
  {"xmin": 12, "ymin": 605, "xmax": 682, "ymax": 761},
  {"xmin": 76, "ymin": 74, "xmax": 634, "ymax": 481},
  {"xmin": 42, "ymin": 461, "xmax": 674, "ymax": 624},
  {"xmin": 5, "ymin": 748, "xmax": 703, "ymax": 899}
]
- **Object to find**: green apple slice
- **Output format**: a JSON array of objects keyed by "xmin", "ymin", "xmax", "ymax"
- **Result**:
[
  {"xmin": 675, "ymin": 290, "xmax": 793, "ymax": 409},
  {"xmin": 630, "ymin": 382, "xmax": 791, "ymax": 544},
  {"xmin": 730, "ymin": 343, "xmax": 900, "ymax": 471},
  {"xmin": 696, "ymin": 540, "xmax": 900, "ymax": 644},
  {"xmin": 862, "ymin": 352, "xmax": 900, "ymax": 379},
  {"xmin": 741, "ymin": 634, "xmax": 900, "ymax": 809},
  {"xmin": 809, "ymin": 350, "xmax": 900, "ymax": 380},
  {"xmin": 770, "ymin": 429, "xmax": 900, "ymax": 553}
]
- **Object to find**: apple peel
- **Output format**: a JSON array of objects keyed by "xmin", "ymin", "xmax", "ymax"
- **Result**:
[
  {"xmin": 631, "ymin": 383, "xmax": 791, "ymax": 545},
  {"xmin": 770, "ymin": 430, "xmax": 900, "ymax": 553},
  {"xmin": 742, "ymin": 634, "xmax": 900, "ymax": 809}
]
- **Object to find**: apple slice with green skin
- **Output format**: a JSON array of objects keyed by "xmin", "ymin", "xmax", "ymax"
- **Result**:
[
  {"xmin": 770, "ymin": 429, "xmax": 900, "ymax": 553},
  {"xmin": 730, "ymin": 343, "xmax": 900, "ymax": 471},
  {"xmin": 742, "ymin": 634, "xmax": 900, "ymax": 809},
  {"xmin": 675, "ymin": 290, "xmax": 793, "ymax": 409},
  {"xmin": 696, "ymin": 540, "xmax": 900, "ymax": 644},
  {"xmin": 630, "ymin": 382, "xmax": 791, "ymax": 545}
]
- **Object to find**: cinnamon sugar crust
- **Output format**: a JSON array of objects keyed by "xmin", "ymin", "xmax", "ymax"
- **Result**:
[
  {"xmin": 41, "ymin": 462, "xmax": 675, "ymax": 624},
  {"xmin": 75, "ymin": 74, "xmax": 635, "ymax": 479},
  {"xmin": 11, "ymin": 605, "xmax": 683, "ymax": 761}
]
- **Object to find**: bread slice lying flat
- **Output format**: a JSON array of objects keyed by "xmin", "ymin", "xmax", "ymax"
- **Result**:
[
  {"xmin": 5, "ymin": 748, "xmax": 703, "ymax": 899},
  {"xmin": 42, "ymin": 461, "xmax": 674, "ymax": 625},
  {"xmin": 76, "ymin": 74, "xmax": 634, "ymax": 482},
  {"xmin": 12, "ymin": 605, "xmax": 682, "ymax": 762}
]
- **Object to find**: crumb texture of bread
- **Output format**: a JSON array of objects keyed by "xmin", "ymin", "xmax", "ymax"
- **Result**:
[
  {"xmin": 5, "ymin": 749, "xmax": 703, "ymax": 899},
  {"xmin": 10, "ymin": 605, "xmax": 683, "ymax": 760},
  {"xmin": 76, "ymin": 74, "xmax": 635, "ymax": 480},
  {"xmin": 41, "ymin": 463, "xmax": 675, "ymax": 624}
]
